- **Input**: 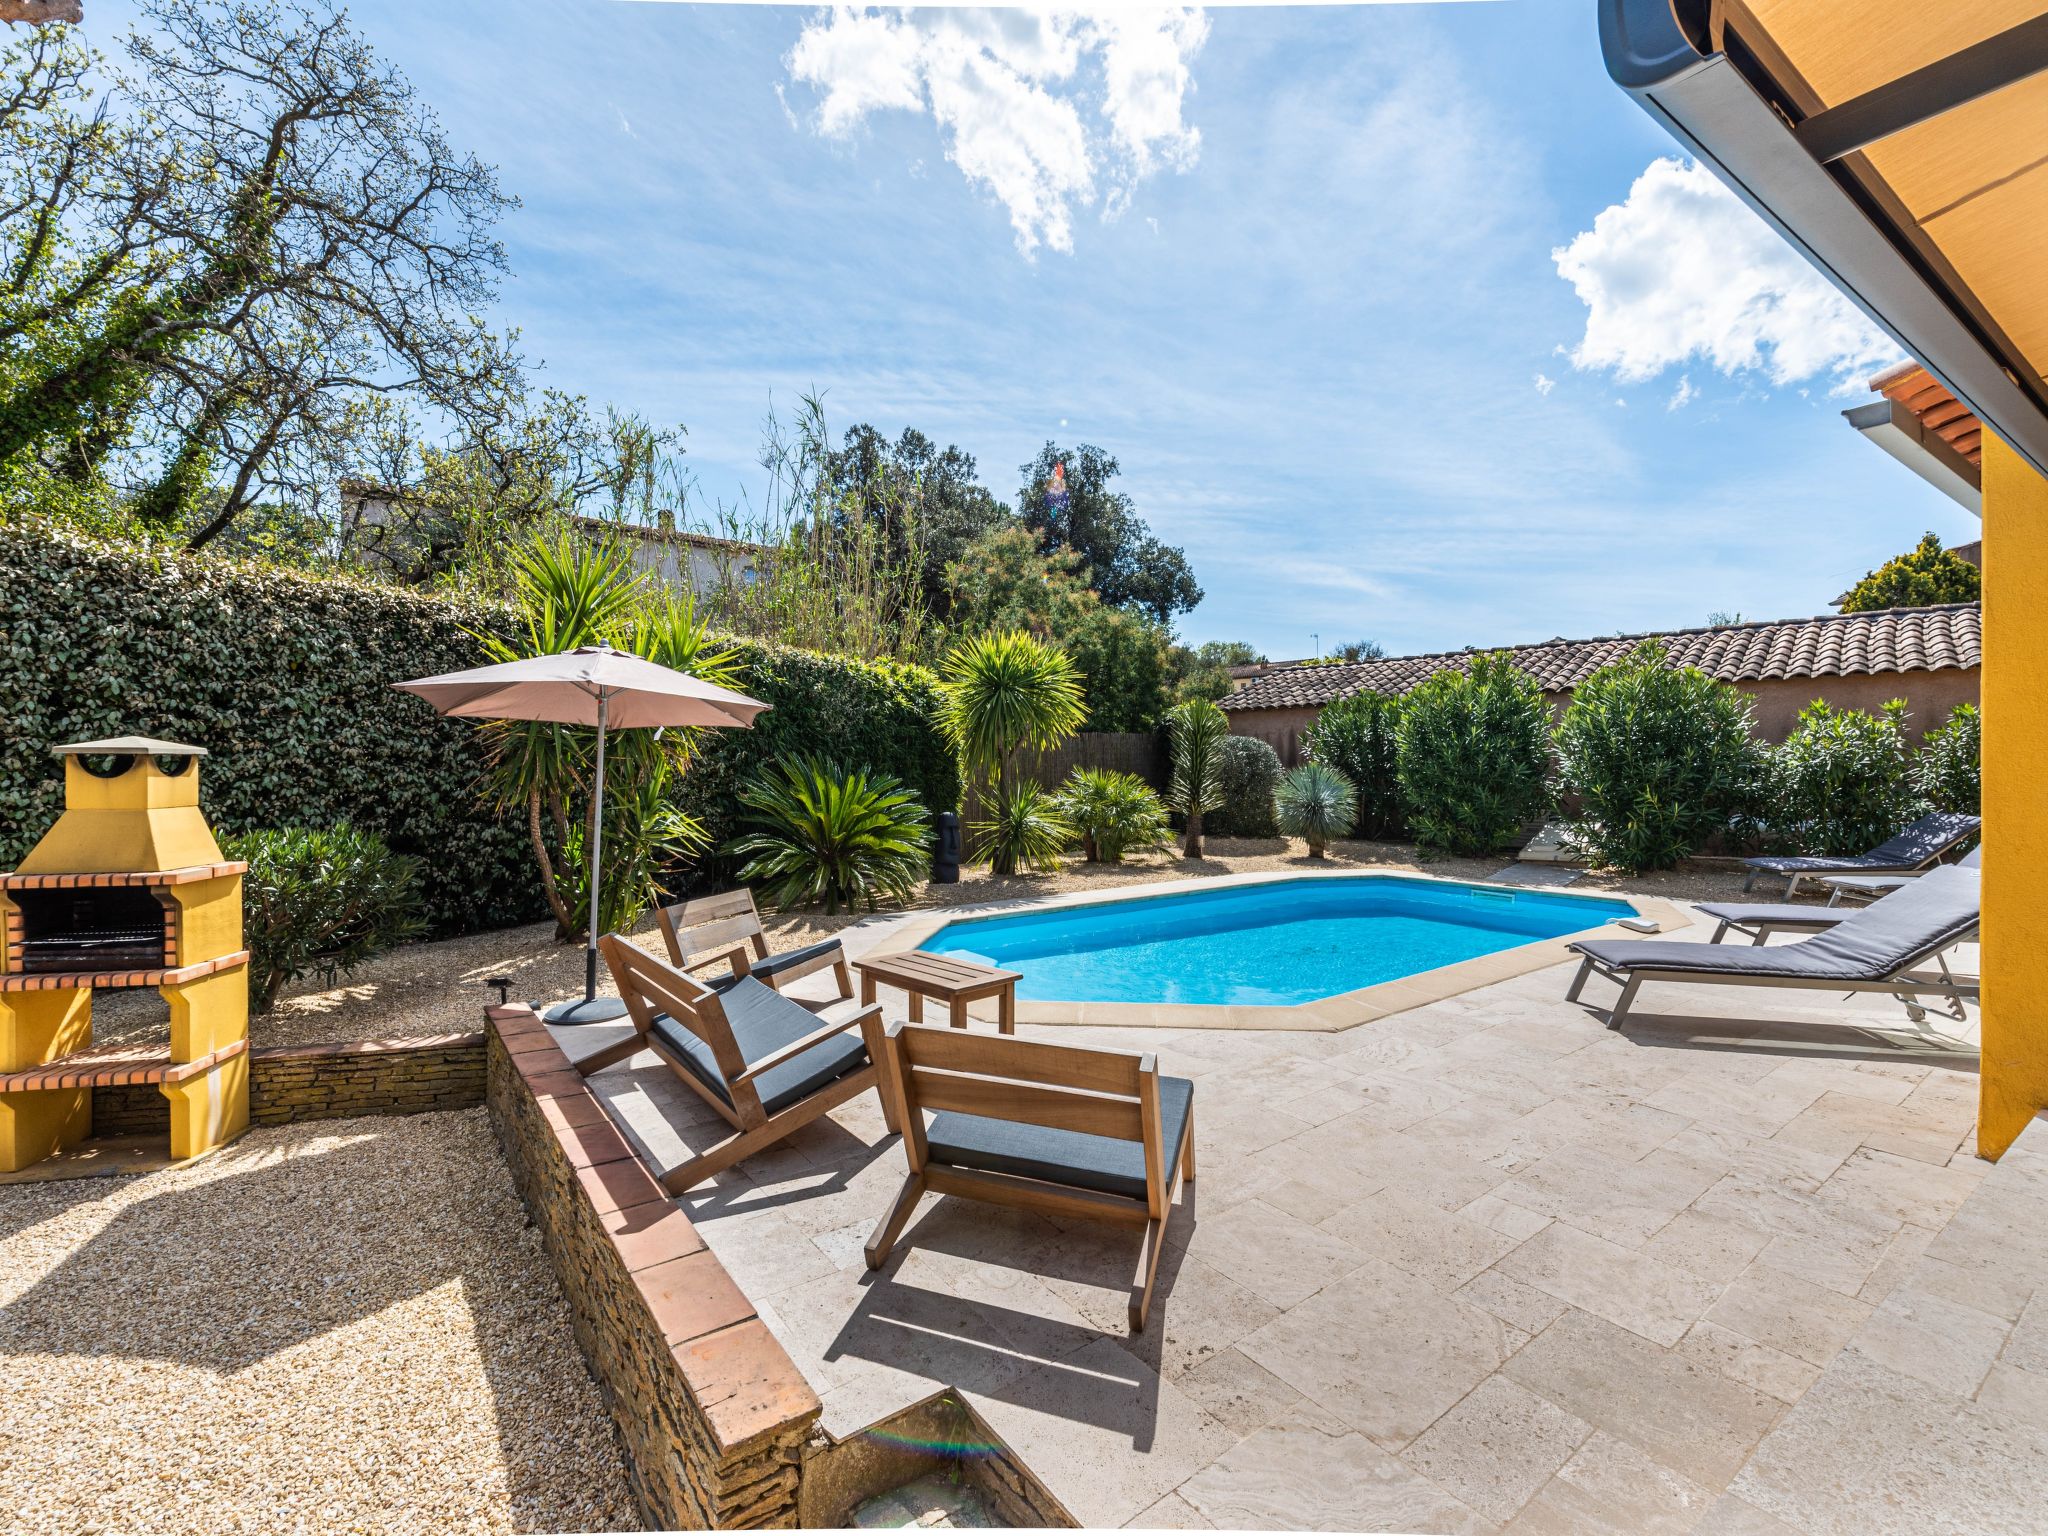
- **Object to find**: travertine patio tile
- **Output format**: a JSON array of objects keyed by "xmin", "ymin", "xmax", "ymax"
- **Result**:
[
  {"xmin": 1125, "ymin": 1491, "xmax": 1214, "ymax": 1528},
  {"xmin": 1176, "ymin": 1345, "xmax": 1316, "ymax": 1438},
  {"xmin": 966, "ymin": 1336, "xmax": 1236, "ymax": 1529},
  {"xmin": 1498, "ymin": 1222, "xmax": 1719, "ymax": 1347},
  {"xmin": 1498, "ymin": 1142, "xmax": 1719, "ymax": 1249},
  {"xmin": 1975, "ymin": 1362, "xmax": 2048, "ymax": 1435},
  {"xmin": 1505, "ymin": 1092, "xmax": 1692, "ymax": 1165},
  {"xmin": 684, "ymin": 1207, "xmax": 839, "ymax": 1300},
  {"xmin": 1502, "ymin": 1309, "xmax": 1784, "ymax": 1490},
  {"xmin": 1501, "ymin": 1431, "xmax": 1713, "ymax": 1536},
  {"xmin": 1675, "ymin": 1319, "xmax": 1820, "ymax": 1404},
  {"xmin": 1457, "ymin": 1193, "xmax": 1554, "ymax": 1243},
  {"xmin": 1173, "ymin": 1198, "xmax": 1367, "ymax": 1309},
  {"xmin": 1401, "ymin": 1099, "xmax": 1542, "ymax": 1168},
  {"xmin": 1757, "ymin": 1057, "xmax": 1916, "ymax": 1105},
  {"xmin": 1816, "ymin": 1146, "xmax": 1983, "ymax": 1230},
  {"xmin": 1178, "ymin": 1414, "xmax": 1493, "ymax": 1534},
  {"xmin": 1343, "ymin": 1070, "xmax": 1474, "ymax": 1132},
  {"xmin": 1906, "ymin": 1251, "xmax": 2036, "ymax": 1323},
  {"xmin": 1644, "ymin": 1070, "xmax": 1826, "ymax": 1140},
  {"xmin": 1848, "ymin": 1285, "xmax": 2009, "ymax": 1397},
  {"xmin": 1853, "ymin": 1222, "xmax": 1937, "ymax": 1306},
  {"xmin": 1691, "ymin": 1494, "xmax": 1803, "ymax": 1536},
  {"xmin": 1239, "ymin": 1257, "xmax": 1516, "ymax": 1449},
  {"xmin": 1705, "ymin": 1263, "xmax": 1871, "ymax": 1367},
  {"xmin": 1319, "ymin": 1188, "xmax": 1525, "ymax": 1292},
  {"xmin": 1640, "ymin": 1209, "xmax": 1771, "ymax": 1286},
  {"xmin": 1734, "ymin": 1348, "xmax": 2048, "ymax": 1536},
  {"xmin": 1045, "ymin": 1239, "xmax": 1278, "ymax": 1381},
  {"xmin": 1402, "ymin": 1376, "xmax": 1592, "ymax": 1522},
  {"xmin": 1457, "ymin": 1269, "xmax": 1569, "ymax": 1336}
]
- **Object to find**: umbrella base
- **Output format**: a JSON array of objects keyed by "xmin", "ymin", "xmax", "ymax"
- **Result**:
[{"xmin": 542, "ymin": 995, "xmax": 630, "ymax": 1026}]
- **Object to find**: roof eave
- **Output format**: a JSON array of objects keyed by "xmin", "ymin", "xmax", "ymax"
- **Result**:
[
  {"xmin": 1841, "ymin": 399, "xmax": 1983, "ymax": 515},
  {"xmin": 1598, "ymin": 0, "xmax": 2048, "ymax": 482}
]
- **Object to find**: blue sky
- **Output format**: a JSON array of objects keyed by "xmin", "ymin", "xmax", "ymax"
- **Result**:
[{"xmin": 107, "ymin": 0, "xmax": 1980, "ymax": 658}]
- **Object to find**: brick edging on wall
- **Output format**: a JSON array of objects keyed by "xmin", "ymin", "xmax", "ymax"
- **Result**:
[
  {"xmin": 92, "ymin": 1031, "xmax": 486, "ymax": 1134},
  {"xmin": 483, "ymin": 1004, "xmax": 820, "ymax": 1530}
]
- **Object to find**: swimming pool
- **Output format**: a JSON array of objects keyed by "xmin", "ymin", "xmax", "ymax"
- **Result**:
[{"xmin": 921, "ymin": 875, "xmax": 1637, "ymax": 1008}]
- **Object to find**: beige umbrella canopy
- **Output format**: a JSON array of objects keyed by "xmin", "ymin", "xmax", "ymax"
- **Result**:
[{"xmin": 396, "ymin": 645, "xmax": 768, "ymax": 1023}]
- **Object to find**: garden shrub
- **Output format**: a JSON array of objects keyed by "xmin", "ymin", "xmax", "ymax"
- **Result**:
[
  {"xmin": 1396, "ymin": 654, "xmax": 1553, "ymax": 856},
  {"xmin": 1056, "ymin": 767, "xmax": 1169, "ymax": 863},
  {"xmin": 1204, "ymin": 734, "xmax": 1283, "ymax": 837},
  {"xmin": 970, "ymin": 782, "xmax": 1075, "ymax": 876},
  {"xmin": 1553, "ymin": 642, "xmax": 1768, "ymax": 874},
  {"xmin": 727, "ymin": 755, "xmax": 932, "ymax": 913},
  {"xmin": 223, "ymin": 825, "xmax": 425, "ymax": 1012},
  {"xmin": 1769, "ymin": 699, "xmax": 1917, "ymax": 855},
  {"xmin": 0, "ymin": 519, "xmax": 959, "ymax": 932},
  {"xmin": 1303, "ymin": 691, "xmax": 1405, "ymax": 839},
  {"xmin": 1275, "ymin": 761, "xmax": 1356, "ymax": 857},
  {"xmin": 1915, "ymin": 703, "xmax": 1980, "ymax": 816}
]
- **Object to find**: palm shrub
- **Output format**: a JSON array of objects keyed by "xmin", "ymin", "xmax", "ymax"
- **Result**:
[
  {"xmin": 1057, "ymin": 767, "xmax": 1170, "ymax": 863},
  {"xmin": 1275, "ymin": 762, "xmax": 1357, "ymax": 857},
  {"xmin": 727, "ymin": 755, "xmax": 932, "ymax": 913},
  {"xmin": 1553, "ymin": 642, "xmax": 1769, "ymax": 874},
  {"xmin": 1164, "ymin": 699, "xmax": 1229, "ymax": 857},
  {"xmin": 971, "ymin": 782, "xmax": 1076, "ymax": 877},
  {"xmin": 225, "ymin": 826, "xmax": 426, "ymax": 1012},
  {"xmin": 937, "ymin": 631, "xmax": 1087, "ymax": 875},
  {"xmin": 1207, "ymin": 735, "xmax": 1284, "ymax": 837},
  {"xmin": 1304, "ymin": 691, "xmax": 1405, "ymax": 839},
  {"xmin": 1769, "ymin": 699, "xmax": 1917, "ymax": 854},
  {"xmin": 1396, "ymin": 654, "xmax": 1554, "ymax": 856},
  {"xmin": 1915, "ymin": 703, "xmax": 1980, "ymax": 816}
]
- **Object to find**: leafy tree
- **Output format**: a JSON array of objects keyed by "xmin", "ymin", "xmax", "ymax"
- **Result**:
[
  {"xmin": 826, "ymin": 423, "xmax": 1010, "ymax": 617},
  {"xmin": 1018, "ymin": 442, "xmax": 1202, "ymax": 622},
  {"xmin": 1168, "ymin": 640, "xmax": 1264, "ymax": 706},
  {"xmin": 1164, "ymin": 699, "xmax": 1228, "ymax": 857},
  {"xmin": 1552, "ymin": 641, "xmax": 1768, "ymax": 874},
  {"xmin": 1396, "ymin": 654, "xmax": 1553, "ymax": 856},
  {"xmin": 1769, "ymin": 699, "xmax": 1917, "ymax": 855},
  {"xmin": 1304, "ymin": 691, "xmax": 1405, "ymax": 839},
  {"xmin": 1063, "ymin": 607, "xmax": 1170, "ymax": 731},
  {"xmin": 1329, "ymin": 638, "xmax": 1386, "ymax": 663},
  {"xmin": 936, "ymin": 630, "xmax": 1085, "ymax": 874},
  {"xmin": 1915, "ymin": 703, "xmax": 1980, "ymax": 816},
  {"xmin": 1839, "ymin": 533, "xmax": 1980, "ymax": 613},
  {"xmin": 0, "ymin": 6, "xmax": 519, "ymax": 546}
]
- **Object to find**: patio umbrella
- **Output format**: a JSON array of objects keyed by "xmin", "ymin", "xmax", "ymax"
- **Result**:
[{"xmin": 395, "ymin": 645, "xmax": 768, "ymax": 1024}]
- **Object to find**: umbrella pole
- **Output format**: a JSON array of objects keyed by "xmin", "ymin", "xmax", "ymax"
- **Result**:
[{"xmin": 586, "ymin": 689, "xmax": 607, "ymax": 1005}]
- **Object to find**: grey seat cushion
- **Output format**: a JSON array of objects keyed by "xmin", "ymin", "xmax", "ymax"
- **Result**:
[
  {"xmin": 1744, "ymin": 812, "xmax": 1980, "ymax": 876},
  {"xmin": 1695, "ymin": 902, "xmax": 1846, "ymax": 927},
  {"xmin": 924, "ymin": 1076, "xmax": 1194, "ymax": 1202},
  {"xmin": 748, "ymin": 937, "xmax": 843, "ymax": 980},
  {"xmin": 649, "ymin": 976, "xmax": 868, "ymax": 1116},
  {"xmin": 1573, "ymin": 865, "xmax": 1979, "ymax": 982}
]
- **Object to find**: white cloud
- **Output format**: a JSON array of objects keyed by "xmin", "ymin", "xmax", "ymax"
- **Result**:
[
  {"xmin": 1554, "ymin": 157, "xmax": 1904, "ymax": 393},
  {"xmin": 1666, "ymin": 374, "xmax": 1696, "ymax": 411},
  {"xmin": 1533, "ymin": 372, "xmax": 1555, "ymax": 396},
  {"xmin": 784, "ymin": 6, "xmax": 1209, "ymax": 255}
]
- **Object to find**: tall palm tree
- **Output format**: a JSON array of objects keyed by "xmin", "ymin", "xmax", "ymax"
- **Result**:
[
  {"xmin": 1166, "ymin": 699, "xmax": 1229, "ymax": 858},
  {"xmin": 938, "ymin": 630, "xmax": 1086, "ymax": 875}
]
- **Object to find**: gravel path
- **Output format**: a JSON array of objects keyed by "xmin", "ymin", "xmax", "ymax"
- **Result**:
[
  {"xmin": 89, "ymin": 837, "xmax": 1779, "ymax": 1052},
  {"xmin": 0, "ymin": 1109, "xmax": 635, "ymax": 1536}
]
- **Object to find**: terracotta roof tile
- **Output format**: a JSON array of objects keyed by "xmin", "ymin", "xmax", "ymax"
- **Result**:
[{"xmin": 1220, "ymin": 603, "xmax": 1980, "ymax": 713}]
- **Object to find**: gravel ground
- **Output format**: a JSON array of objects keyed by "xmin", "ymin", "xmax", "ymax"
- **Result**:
[
  {"xmin": 117, "ymin": 836, "xmax": 1782, "ymax": 1052},
  {"xmin": 0, "ymin": 1108, "xmax": 636, "ymax": 1536}
]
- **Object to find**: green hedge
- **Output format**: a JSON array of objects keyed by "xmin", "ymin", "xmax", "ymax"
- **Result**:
[{"xmin": 0, "ymin": 520, "xmax": 958, "ymax": 933}]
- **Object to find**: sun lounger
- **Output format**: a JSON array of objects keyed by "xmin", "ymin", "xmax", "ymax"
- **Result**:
[
  {"xmin": 1820, "ymin": 845, "xmax": 1982, "ymax": 905},
  {"xmin": 863, "ymin": 1024, "xmax": 1194, "ymax": 1332},
  {"xmin": 1742, "ymin": 811, "xmax": 1979, "ymax": 897},
  {"xmin": 1693, "ymin": 901, "xmax": 1856, "ymax": 945},
  {"xmin": 1566, "ymin": 864, "xmax": 1980, "ymax": 1029}
]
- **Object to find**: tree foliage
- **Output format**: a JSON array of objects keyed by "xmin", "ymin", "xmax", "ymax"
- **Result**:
[
  {"xmin": 1915, "ymin": 703, "xmax": 1980, "ymax": 817},
  {"xmin": 1168, "ymin": 639, "xmax": 1264, "ymax": 706},
  {"xmin": 224, "ymin": 823, "xmax": 424, "ymax": 1012},
  {"xmin": 1303, "ymin": 691, "xmax": 1405, "ymax": 839},
  {"xmin": 1206, "ymin": 735, "xmax": 1283, "ymax": 838},
  {"xmin": 1017, "ymin": 441, "xmax": 1201, "ymax": 622},
  {"xmin": 825, "ymin": 422, "xmax": 1009, "ymax": 619},
  {"xmin": 1552, "ymin": 641, "xmax": 1767, "ymax": 874},
  {"xmin": 1839, "ymin": 533, "xmax": 1980, "ymax": 613},
  {"xmin": 1769, "ymin": 699, "xmax": 1918, "ymax": 855},
  {"xmin": 936, "ymin": 629, "xmax": 1084, "ymax": 873},
  {"xmin": 1396, "ymin": 654, "xmax": 1553, "ymax": 856}
]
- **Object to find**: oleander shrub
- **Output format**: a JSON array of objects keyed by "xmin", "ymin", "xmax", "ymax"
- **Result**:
[
  {"xmin": 727, "ymin": 755, "xmax": 932, "ymax": 914},
  {"xmin": 224, "ymin": 825, "xmax": 425, "ymax": 1012},
  {"xmin": 1768, "ymin": 699, "xmax": 1917, "ymax": 855},
  {"xmin": 1396, "ymin": 653, "xmax": 1554, "ymax": 856},
  {"xmin": 1056, "ymin": 767, "xmax": 1170, "ymax": 863},
  {"xmin": 1303, "ymin": 691, "xmax": 1405, "ymax": 839},
  {"xmin": 1205, "ymin": 734, "xmax": 1283, "ymax": 838},
  {"xmin": 1915, "ymin": 703, "xmax": 1981, "ymax": 817},
  {"xmin": 1275, "ymin": 761, "xmax": 1357, "ymax": 858},
  {"xmin": 1553, "ymin": 642, "xmax": 1770, "ymax": 874}
]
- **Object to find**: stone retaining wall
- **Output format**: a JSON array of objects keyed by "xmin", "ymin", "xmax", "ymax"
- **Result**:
[
  {"xmin": 91, "ymin": 1031, "xmax": 485, "ymax": 1133},
  {"xmin": 484, "ymin": 1005, "xmax": 819, "ymax": 1529}
]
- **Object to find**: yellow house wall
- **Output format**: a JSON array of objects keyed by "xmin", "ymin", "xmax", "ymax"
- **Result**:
[{"xmin": 1978, "ymin": 432, "xmax": 2048, "ymax": 1159}]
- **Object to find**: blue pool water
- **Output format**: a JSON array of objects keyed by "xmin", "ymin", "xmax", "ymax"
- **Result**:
[{"xmin": 923, "ymin": 876, "xmax": 1635, "ymax": 1007}]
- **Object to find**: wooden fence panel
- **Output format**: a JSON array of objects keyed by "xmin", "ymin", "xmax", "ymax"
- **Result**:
[{"xmin": 961, "ymin": 732, "xmax": 1163, "ymax": 819}]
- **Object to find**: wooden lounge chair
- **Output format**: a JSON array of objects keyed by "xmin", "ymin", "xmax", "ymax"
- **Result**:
[
  {"xmin": 863, "ymin": 1024, "xmax": 1195, "ymax": 1332},
  {"xmin": 1741, "ymin": 811, "xmax": 1980, "ymax": 897},
  {"xmin": 578, "ymin": 934, "xmax": 890, "ymax": 1193},
  {"xmin": 1566, "ymin": 864, "xmax": 1980, "ymax": 1030},
  {"xmin": 657, "ymin": 888, "xmax": 855, "ymax": 1007}
]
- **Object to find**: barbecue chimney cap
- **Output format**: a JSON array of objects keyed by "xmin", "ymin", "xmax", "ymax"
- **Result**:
[{"xmin": 52, "ymin": 737, "xmax": 207, "ymax": 758}]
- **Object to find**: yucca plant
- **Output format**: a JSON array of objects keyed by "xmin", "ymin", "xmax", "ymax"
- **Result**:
[
  {"xmin": 727, "ymin": 755, "xmax": 933, "ymax": 913},
  {"xmin": 972, "ymin": 782, "xmax": 1077, "ymax": 878},
  {"xmin": 1165, "ymin": 698, "xmax": 1229, "ymax": 857},
  {"xmin": 938, "ymin": 630, "xmax": 1087, "ymax": 874},
  {"xmin": 224, "ymin": 825, "xmax": 426, "ymax": 1012},
  {"xmin": 1057, "ymin": 767, "xmax": 1170, "ymax": 864},
  {"xmin": 1275, "ymin": 762, "xmax": 1358, "ymax": 858}
]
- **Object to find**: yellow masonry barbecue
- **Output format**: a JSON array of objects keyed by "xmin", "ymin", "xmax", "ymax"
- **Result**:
[{"xmin": 0, "ymin": 738, "xmax": 251, "ymax": 1172}]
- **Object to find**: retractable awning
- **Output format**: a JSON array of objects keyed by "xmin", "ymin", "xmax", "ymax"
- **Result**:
[{"xmin": 1599, "ymin": 1, "xmax": 2048, "ymax": 480}]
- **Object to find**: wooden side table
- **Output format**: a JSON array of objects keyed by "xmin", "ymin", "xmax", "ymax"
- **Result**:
[{"xmin": 854, "ymin": 950, "xmax": 1022, "ymax": 1035}]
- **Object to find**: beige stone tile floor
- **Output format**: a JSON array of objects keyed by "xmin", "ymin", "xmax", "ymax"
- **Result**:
[{"xmin": 568, "ymin": 903, "xmax": 2048, "ymax": 1535}]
